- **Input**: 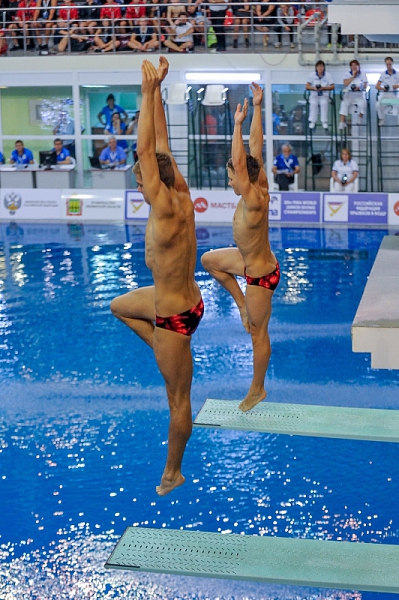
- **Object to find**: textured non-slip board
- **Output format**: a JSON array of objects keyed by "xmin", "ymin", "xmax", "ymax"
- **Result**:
[
  {"xmin": 193, "ymin": 398, "xmax": 399, "ymax": 443},
  {"xmin": 105, "ymin": 527, "xmax": 399, "ymax": 594}
]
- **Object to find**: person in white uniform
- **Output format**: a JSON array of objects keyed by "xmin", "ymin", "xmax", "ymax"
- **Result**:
[
  {"xmin": 331, "ymin": 148, "xmax": 359, "ymax": 192},
  {"xmin": 339, "ymin": 60, "xmax": 368, "ymax": 130},
  {"xmin": 375, "ymin": 56, "xmax": 399, "ymax": 126},
  {"xmin": 306, "ymin": 60, "xmax": 334, "ymax": 130}
]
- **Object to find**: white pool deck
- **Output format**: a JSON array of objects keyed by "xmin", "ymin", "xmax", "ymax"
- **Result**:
[{"xmin": 352, "ymin": 236, "xmax": 399, "ymax": 370}]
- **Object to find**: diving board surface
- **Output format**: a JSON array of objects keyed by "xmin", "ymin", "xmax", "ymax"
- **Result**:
[
  {"xmin": 193, "ymin": 399, "xmax": 399, "ymax": 443},
  {"xmin": 352, "ymin": 235, "xmax": 399, "ymax": 369},
  {"xmin": 105, "ymin": 527, "xmax": 399, "ymax": 594}
]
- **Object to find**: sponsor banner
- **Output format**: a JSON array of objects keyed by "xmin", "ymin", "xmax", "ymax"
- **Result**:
[
  {"xmin": 281, "ymin": 192, "xmax": 320, "ymax": 222},
  {"xmin": 61, "ymin": 189, "xmax": 124, "ymax": 221},
  {"xmin": 323, "ymin": 193, "xmax": 349, "ymax": 223},
  {"xmin": 323, "ymin": 193, "xmax": 388, "ymax": 224},
  {"xmin": 0, "ymin": 188, "xmax": 62, "ymax": 221},
  {"xmin": 191, "ymin": 189, "xmax": 238, "ymax": 223},
  {"xmin": 388, "ymin": 194, "xmax": 399, "ymax": 225},
  {"xmin": 125, "ymin": 190, "xmax": 150, "ymax": 220}
]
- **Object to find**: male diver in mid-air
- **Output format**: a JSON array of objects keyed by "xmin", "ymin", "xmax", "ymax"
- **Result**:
[
  {"xmin": 111, "ymin": 57, "xmax": 203, "ymax": 496},
  {"xmin": 202, "ymin": 83, "xmax": 279, "ymax": 413}
]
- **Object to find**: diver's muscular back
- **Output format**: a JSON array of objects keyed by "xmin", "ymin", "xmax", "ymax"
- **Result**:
[
  {"xmin": 233, "ymin": 176, "xmax": 276, "ymax": 278},
  {"xmin": 146, "ymin": 187, "xmax": 200, "ymax": 318}
]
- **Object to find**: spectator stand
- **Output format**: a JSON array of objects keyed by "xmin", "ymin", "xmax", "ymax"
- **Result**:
[
  {"xmin": 304, "ymin": 90, "xmax": 338, "ymax": 192},
  {"xmin": 339, "ymin": 87, "xmax": 373, "ymax": 192},
  {"xmin": 376, "ymin": 93, "xmax": 399, "ymax": 193},
  {"xmin": 196, "ymin": 84, "xmax": 232, "ymax": 190},
  {"xmin": 162, "ymin": 83, "xmax": 198, "ymax": 188}
]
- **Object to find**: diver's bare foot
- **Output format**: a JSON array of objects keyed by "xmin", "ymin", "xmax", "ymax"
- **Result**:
[
  {"xmin": 239, "ymin": 306, "xmax": 250, "ymax": 333},
  {"xmin": 156, "ymin": 473, "xmax": 185, "ymax": 496},
  {"xmin": 238, "ymin": 390, "xmax": 267, "ymax": 412}
]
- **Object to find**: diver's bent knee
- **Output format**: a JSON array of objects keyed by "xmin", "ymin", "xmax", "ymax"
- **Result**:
[
  {"xmin": 200, "ymin": 251, "xmax": 211, "ymax": 269},
  {"xmin": 110, "ymin": 296, "xmax": 122, "ymax": 317}
]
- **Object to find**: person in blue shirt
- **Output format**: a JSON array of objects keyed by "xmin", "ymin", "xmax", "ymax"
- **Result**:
[
  {"xmin": 104, "ymin": 112, "xmax": 128, "ymax": 150},
  {"xmin": 10, "ymin": 140, "xmax": 34, "ymax": 165},
  {"xmin": 272, "ymin": 142, "xmax": 300, "ymax": 190},
  {"xmin": 0, "ymin": 151, "xmax": 4, "ymax": 164},
  {"xmin": 99, "ymin": 136, "xmax": 127, "ymax": 165},
  {"xmin": 97, "ymin": 94, "xmax": 128, "ymax": 129},
  {"xmin": 52, "ymin": 138, "xmax": 71, "ymax": 164}
]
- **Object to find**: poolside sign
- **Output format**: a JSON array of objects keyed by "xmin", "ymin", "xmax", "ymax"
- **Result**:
[
  {"xmin": 323, "ymin": 193, "xmax": 388, "ymax": 224},
  {"xmin": 323, "ymin": 194, "xmax": 349, "ymax": 222},
  {"xmin": 125, "ymin": 190, "xmax": 149, "ymax": 220},
  {"xmin": 0, "ymin": 189, "xmax": 62, "ymax": 220}
]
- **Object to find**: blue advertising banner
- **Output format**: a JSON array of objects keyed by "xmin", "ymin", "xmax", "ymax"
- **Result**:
[
  {"xmin": 323, "ymin": 193, "xmax": 388, "ymax": 224},
  {"xmin": 280, "ymin": 192, "xmax": 321, "ymax": 222}
]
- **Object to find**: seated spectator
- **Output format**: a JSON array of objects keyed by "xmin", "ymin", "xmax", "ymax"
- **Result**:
[
  {"xmin": 105, "ymin": 112, "xmax": 128, "ymax": 149},
  {"xmin": 232, "ymin": 2, "xmax": 251, "ymax": 49},
  {"xmin": 339, "ymin": 59, "xmax": 368, "ymax": 129},
  {"xmin": 0, "ymin": 29, "xmax": 8, "ymax": 56},
  {"xmin": 127, "ymin": 15, "xmax": 159, "ymax": 51},
  {"xmin": 99, "ymin": 136, "xmax": 127, "ymax": 165},
  {"xmin": 272, "ymin": 104, "xmax": 281, "ymax": 134},
  {"xmin": 164, "ymin": 12, "xmax": 194, "ymax": 53},
  {"xmin": 10, "ymin": 140, "xmax": 34, "ymax": 165},
  {"xmin": 0, "ymin": 150, "xmax": 4, "ymax": 163},
  {"xmin": 375, "ymin": 56, "xmax": 399, "ymax": 126},
  {"xmin": 33, "ymin": 0, "xmax": 57, "ymax": 55},
  {"xmin": 92, "ymin": 19, "xmax": 120, "ymax": 52},
  {"xmin": 125, "ymin": 0, "xmax": 145, "ymax": 28},
  {"xmin": 272, "ymin": 143, "xmax": 300, "ymax": 191},
  {"xmin": 53, "ymin": 20, "xmax": 91, "ymax": 52},
  {"xmin": 186, "ymin": 3, "xmax": 208, "ymax": 47},
  {"xmin": 255, "ymin": 0, "xmax": 276, "ymax": 48},
  {"xmin": 276, "ymin": 4, "xmax": 295, "ymax": 49},
  {"xmin": 58, "ymin": 0, "xmax": 79, "ymax": 26},
  {"xmin": 306, "ymin": 60, "xmax": 334, "ymax": 130},
  {"xmin": 53, "ymin": 112, "xmax": 77, "ymax": 157},
  {"xmin": 79, "ymin": 0, "xmax": 100, "ymax": 37},
  {"xmin": 52, "ymin": 138, "xmax": 72, "ymax": 164},
  {"xmin": 98, "ymin": 94, "xmax": 127, "ymax": 129},
  {"xmin": 166, "ymin": 0, "xmax": 185, "ymax": 35},
  {"xmin": 99, "ymin": 0, "xmax": 122, "ymax": 25},
  {"xmin": 8, "ymin": 0, "xmax": 36, "ymax": 51},
  {"xmin": 331, "ymin": 148, "xmax": 358, "ymax": 192}
]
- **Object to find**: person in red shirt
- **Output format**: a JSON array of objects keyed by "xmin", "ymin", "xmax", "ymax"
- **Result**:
[
  {"xmin": 33, "ymin": 0, "xmax": 57, "ymax": 54},
  {"xmin": 125, "ymin": 0, "xmax": 145, "ymax": 28},
  {"xmin": 58, "ymin": 0, "xmax": 79, "ymax": 25},
  {"xmin": 8, "ymin": 0, "xmax": 36, "ymax": 51},
  {"xmin": 0, "ymin": 28, "xmax": 8, "ymax": 55},
  {"xmin": 100, "ymin": 0, "xmax": 122, "ymax": 22}
]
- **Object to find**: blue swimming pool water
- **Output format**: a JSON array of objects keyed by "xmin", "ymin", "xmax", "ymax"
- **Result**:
[{"xmin": 0, "ymin": 222, "xmax": 398, "ymax": 599}]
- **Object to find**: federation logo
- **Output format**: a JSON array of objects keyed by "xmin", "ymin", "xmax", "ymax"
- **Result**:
[
  {"xmin": 327, "ymin": 200, "xmax": 344, "ymax": 217},
  {"xmin": 4, "ymin": 192, "xmax": 22, "ymax": 215},
  {"xmin": 394, "ymin": 201, "xmax": 399, "ymax": 216},
  {"xmin": 193, "ymin": 197, "xmax": 208, "ymax": 213},
  {"xmin": 130, "ymin": 196, "xmax": 145, "ymax": 213},
  {"xmin": 66, "ymin": 197, "xmax": 83, "ymax": 216}
]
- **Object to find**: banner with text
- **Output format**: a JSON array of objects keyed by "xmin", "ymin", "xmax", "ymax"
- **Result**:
[
  {"xmin": 0, "ymin": 188, "xmax": 62, "ymax": 221},
  {"xmin": 388, "ymin": 194, "xmax": 399, "ymax": 225},
  {"xmin": 323, "ymin": 193, "xmax": 388, "ymax": 224},
  {"xmin": 60, "ymin": 190, "xmax": 124, "ymax": 221}
]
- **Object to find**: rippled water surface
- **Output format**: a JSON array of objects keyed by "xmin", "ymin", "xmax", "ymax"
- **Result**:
[{"xmin": 0, "ymin": 222, "xmax": 398, "ymax": 599}]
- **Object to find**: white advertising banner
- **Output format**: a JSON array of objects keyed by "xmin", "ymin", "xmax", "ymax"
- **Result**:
[
  {"xmin": 323, "ymin": 194, "xmax": 349, "ymax": 223},
  {"xmin": 125, "ymin": 190, "xmax": 150, "ymax": 220},
  {"xmin": 0, "ymin": 188, "xmax": 62, "ymax": 221},
  {"xmin": 190, "ymin": 189, "xmax": 238, "ymax": 223},
  {"xmin": 60, "ymin": 189, "xmax": 124, "ymax": 221},
  {"xmin": 388, "ymin": 194, "xmax": 399, "ymax": 225}
]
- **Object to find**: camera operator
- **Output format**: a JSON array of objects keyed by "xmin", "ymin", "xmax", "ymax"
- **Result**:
[
  {"xmin": 306, "ymin": 60, "xmax": 334, "ymax": 130},
  {"xmin": 339, "ymin": 60, "xmax": 368, "ymax": 130},
  {"xmin": 375, "ymin": 56, "xmax": 399, "ymax": 126},
  {"xmin": 331, "ymin": 148, "xmax": 358, "ymax": 192}
]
